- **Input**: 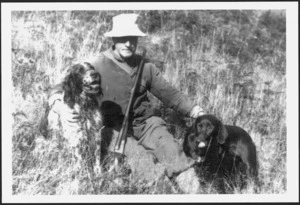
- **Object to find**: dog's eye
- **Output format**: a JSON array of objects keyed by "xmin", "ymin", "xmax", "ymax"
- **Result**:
[
  {"xmin": 197, "ymin": 123, "xmax": 202, "ymax": 129},
  {"xmin": 207, "ymin": 125, "xmax": 214, "ymax": 133},
  {"xmin": 90, "ymin": 72, "xmax": 99, "ymax": 78}
]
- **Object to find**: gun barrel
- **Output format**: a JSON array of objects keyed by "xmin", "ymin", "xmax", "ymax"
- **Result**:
[{"xmin": 114, "ymin": 49, "xmax": 147, "ymax": 154}]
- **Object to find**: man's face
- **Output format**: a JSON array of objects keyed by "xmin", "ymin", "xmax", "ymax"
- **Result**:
[{"xmin": 112, "ymin": 36, "xmax": 138, "ymax": 60}]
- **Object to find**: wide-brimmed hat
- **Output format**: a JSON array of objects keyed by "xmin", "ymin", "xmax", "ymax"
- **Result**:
[{"xmin": 104, "ymin": 13, "xmax": 147, "ymax": 37}]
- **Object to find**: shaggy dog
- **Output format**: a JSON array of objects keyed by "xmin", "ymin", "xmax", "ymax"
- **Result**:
[
  {"xmin": 183, "ymin": 114, "xmax": 258, "ymax": 193},
  {"xmin": 41, "ymin": 62, "xmax": 103, "ymax": 175}
]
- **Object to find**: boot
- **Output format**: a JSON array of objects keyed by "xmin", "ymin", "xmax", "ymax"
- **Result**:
[{"xmin": 175, "ymin": 168, "xmax": 200, "ymax": 194}]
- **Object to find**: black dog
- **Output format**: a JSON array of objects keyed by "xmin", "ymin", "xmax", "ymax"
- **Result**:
[{"xmin": 183, "ymin": 114, "xmax": 258, "ymax": 192}]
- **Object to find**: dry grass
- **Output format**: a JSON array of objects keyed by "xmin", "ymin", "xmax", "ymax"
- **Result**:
[{"xmin": 10, "ymin": 10, "xmax": 287, "ymax": 196}]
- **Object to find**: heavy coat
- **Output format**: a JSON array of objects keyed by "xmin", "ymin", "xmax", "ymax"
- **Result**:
[{"xmin": 50, "ymin": 47, "xmax": 195, "ymax": 128}]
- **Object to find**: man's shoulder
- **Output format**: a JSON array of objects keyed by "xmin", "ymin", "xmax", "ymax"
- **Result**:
[
  {"xmin": 132, "ymin": 54, "xmax": 155, "ymax": 71},
  {"xmin": 133, "ymin": 53, "xmax": 150, "ymax": 63},
  {"xmin": 134, "ymin": 54, "xmax": 160, "ymax": 69}
]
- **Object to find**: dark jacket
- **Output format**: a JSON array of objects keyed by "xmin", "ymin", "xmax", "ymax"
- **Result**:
[{"xmin": 50, "ymin": 47, "xmax": 195, "ymax": 127}]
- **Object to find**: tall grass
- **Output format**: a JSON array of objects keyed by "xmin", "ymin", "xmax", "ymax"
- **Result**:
[{"xmin": 11, "ymin": 10, "xmax": 286, "ymax": 195}]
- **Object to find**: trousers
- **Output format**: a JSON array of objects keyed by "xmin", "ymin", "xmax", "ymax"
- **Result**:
[
  {"xmin": 132, "ymin": 116, "xmax": 196, "ymax": 178},
  {"xmin": 104, "ymin": 116, "xmax": 196, "ymax": 179}
]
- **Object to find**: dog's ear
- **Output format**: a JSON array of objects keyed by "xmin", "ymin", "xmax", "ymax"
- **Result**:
[
  {"xmin": 217, "ymin": 120, "xmax": 228, "ymax": 144},
  {"xmin": 182, "ymin": 135, "xmax": 190, "ymax": 157},
  {"xmin": 63, "ymin": 70, "xmax": 83, "ymax": 108},
  {"xmin": 38, "ymin": 102, "xmax": 50, "ymax": 139}
]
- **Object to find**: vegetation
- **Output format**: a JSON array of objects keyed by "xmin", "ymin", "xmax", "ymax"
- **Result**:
[{"xmin": 11, "ymin": 10, "xmax": 286, "ymax": 195}]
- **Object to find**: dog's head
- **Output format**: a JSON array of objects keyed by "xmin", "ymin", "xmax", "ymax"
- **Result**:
[
  {"xmin": 183, "ymin": 114, "xmax": 228, "ymax": 161},
  {"xmin": 63, "ymin": 62, "xmax": 102, "ymax": 108}
]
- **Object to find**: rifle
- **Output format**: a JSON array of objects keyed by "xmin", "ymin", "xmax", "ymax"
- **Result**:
[{"xmin": 112, "ymin": 49, "xmax": 147, "ymax": 171}]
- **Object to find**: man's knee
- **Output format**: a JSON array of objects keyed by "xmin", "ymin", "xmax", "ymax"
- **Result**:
[
  {"xmin": 137, "ymin": 117, "xmax": 196, "ymax": 177},
  {"xmin": 135, "ymin": 116, "xmax": 170, "ymax": 149},
  {"xmin": 145, "ymin": 116, "xmax": 167, "ymax": 127},
  {"xmin": 124, "ymin": 137, "xmax": 165, "ymax": 182}
]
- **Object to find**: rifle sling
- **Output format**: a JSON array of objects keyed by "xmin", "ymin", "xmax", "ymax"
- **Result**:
[{"xmin": 103, "ymin": 50, "xmax": 136, "ymax": 77}]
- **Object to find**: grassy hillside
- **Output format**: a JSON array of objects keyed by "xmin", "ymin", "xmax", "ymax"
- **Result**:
[{"xmin": 11, "ymin": 10, "xmax": 286, "ymax": 195}]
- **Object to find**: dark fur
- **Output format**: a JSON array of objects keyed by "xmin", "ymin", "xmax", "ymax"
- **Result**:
[
  {"xmin": 63, "ymin": 62, "xmax": 103, "ymax": 109},
  {"xmin": 183, "ymin": 114, "xmax": 258, "ymax": 193}
]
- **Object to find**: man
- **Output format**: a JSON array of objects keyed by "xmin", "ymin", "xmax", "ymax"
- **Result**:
[{"xmin": 49, "ymin": 13, "xmax": 205, "ymax": 193}]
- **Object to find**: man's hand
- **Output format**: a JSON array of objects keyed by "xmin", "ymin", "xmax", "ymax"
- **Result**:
[
  {"xmin": 49, "ymin": 93, "xmax": 80, "ymax": 123},
  {"xmin": 189, "ymin": 105, "xmax": 205, "ymax": 118}
]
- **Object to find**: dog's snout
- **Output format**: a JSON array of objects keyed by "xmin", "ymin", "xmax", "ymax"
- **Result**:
[
  {"xmin": 83, "ymin": 78, "xmax": 89, "ymax": 84},
  {"xmin": 195, "ymin": 135, "xmax": 207, "ymax": 148},
  {"xmin": 198, "ymin": 141, "xmax": 206, "ymax": 148},
  {"xmin": 82, "ymin": 70, "xmax": 102, "ymax": 95}
]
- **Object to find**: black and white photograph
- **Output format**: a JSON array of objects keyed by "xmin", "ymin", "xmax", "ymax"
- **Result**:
[{"xmin": 1, "ymin": 1, "xmax": 299, "ymax": 203}]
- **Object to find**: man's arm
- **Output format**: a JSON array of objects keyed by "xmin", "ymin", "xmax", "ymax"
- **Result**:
[
  {"xmin": 47, "ymin": 83, "xmax": 80, "ymax": 123},
  {"xmin": 48, "ymin": 83, "xmax": 63, "ymax": 107},
  {"xmin": 148, "ymin": 63, "xmax": 204, "ymax": 118}
]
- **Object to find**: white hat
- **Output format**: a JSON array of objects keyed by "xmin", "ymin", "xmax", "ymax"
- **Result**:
[{"xmin": 104, "ymin": 13, "xmax": 147, "ymax": 37}]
